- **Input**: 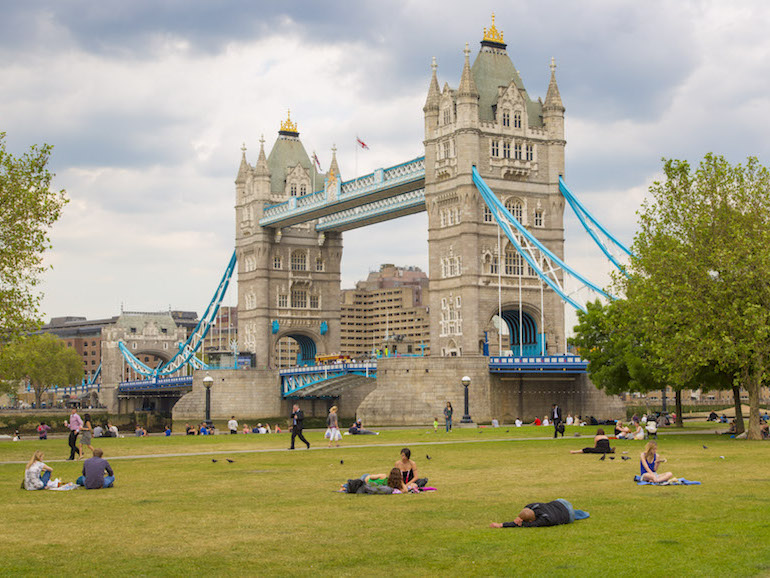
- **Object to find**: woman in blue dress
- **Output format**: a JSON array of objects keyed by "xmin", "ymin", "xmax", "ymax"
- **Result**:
[{"xmin": 640, "ymin": 441, "xmax": 675, "ymax": 483}]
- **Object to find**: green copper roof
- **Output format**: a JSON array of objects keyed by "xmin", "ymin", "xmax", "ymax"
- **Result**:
[
  {"xmin": 266, "ymin": 135, "xmax": 322, "ymax": 194},
  {"xmin": 471, "ymin": 45, "xmax": 543, "ymax": 127}
]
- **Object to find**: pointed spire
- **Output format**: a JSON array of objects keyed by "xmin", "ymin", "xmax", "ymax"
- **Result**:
[
  {"xmin": 328, "ymin": 144, "xmax": 340, "ymax": 178},
  {"xmin": 544, "ymin": 57, "xmax": 564, "ymax": 111},
  {"xmin": 457, "ymin": 42, "xmax": 478, "ymax": 98},
  {"xmin": 236, "ymin": 142, "xmax": 251, "ymax": 184},
  {"xmin": 255, "ymin": 134, "xmax": 270, "ymax": 177},
  {"xmin": 424, "ymin": 56, "xmax": 440, "ymax": 112}
]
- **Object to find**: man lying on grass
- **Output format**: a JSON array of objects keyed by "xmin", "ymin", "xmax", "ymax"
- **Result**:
[{"xmin": 490, "ymin": 499, "xmax": 589, "ymax": 528}]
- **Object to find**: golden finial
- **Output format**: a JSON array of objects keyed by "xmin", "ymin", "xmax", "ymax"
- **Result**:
[
  {"xmin": 483, "ymin": 12, "xmax": 504, "ymax": 44},
  {"xmin": 280, "ymin": 109, "xmax": 298, "ymax": 133}
]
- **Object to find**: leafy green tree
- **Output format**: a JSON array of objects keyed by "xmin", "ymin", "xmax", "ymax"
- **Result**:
[
  {"xmin": 622, "ymin": 154, "xmax": 770, "ymax": 440},
  {"xmin": 0, "ymin": 133, "xmax": 68, "ymax": 340},
  {"xmin": 0, "ymin": 333, "xmax": 83, "ymax": 407}
]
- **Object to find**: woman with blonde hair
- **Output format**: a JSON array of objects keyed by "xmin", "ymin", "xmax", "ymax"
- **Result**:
[
  {"xmin": 326, "ymin": 405, "xmax": 342, "ymax": 447},
  {"xmin": 24, "ymin": 451, "xmax": 53, "ymax": 490},
  {"xmin": 640, "ymin": 441, "xmax": 675, "ymax": 483}
]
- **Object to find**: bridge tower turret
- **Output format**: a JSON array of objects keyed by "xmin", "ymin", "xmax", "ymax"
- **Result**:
[
  {"xmin": 236, "ymin": 112, "xmax": 342, "ymax": 369},
  {"xmin": 424, "ymin": 15, "xmax": 567, "ymax": 358}
]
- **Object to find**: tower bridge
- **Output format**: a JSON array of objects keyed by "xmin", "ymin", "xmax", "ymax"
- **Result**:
[{"xmin": 112, "ymin": 16, "xmax": 627, "ymax": 424}]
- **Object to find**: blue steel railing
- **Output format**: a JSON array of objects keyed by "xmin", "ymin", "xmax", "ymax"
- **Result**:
[
  {"xmin": 118, "ymin": 375, "xmax": 194, "ymax": 393},
  {"xmin": 488, "ymin": 355, "xmax": 587, "ymax": 373}
]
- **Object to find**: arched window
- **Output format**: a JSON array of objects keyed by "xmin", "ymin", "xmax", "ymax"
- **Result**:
[
  {"xmin": 505, "ymin": 199, "xmax": 523, "ymax": 221},
  {"xmin": 290, "ymin": 183, "xmax": 297, "ymax": 196},
  {"xmin": 502, "ymin": 110, "xmax": 510, "ymax": 127},
  {"xmin": 443, "ymin": 108, "xmax": 451, "ymax": 125},
  {"xmin": 290, "ymin": 250, "xmax": 307, "ymax": 271},
  {"xmin": 514, "ymin": 111, "xmax": 522, "ymax": 128}
]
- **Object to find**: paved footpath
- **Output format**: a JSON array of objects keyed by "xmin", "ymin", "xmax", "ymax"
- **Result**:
[{"xmin": 0, "ymin": 428, "xmax": 716, "ymax": 466}]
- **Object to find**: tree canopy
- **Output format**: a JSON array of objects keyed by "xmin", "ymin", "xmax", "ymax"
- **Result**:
[
  {"xmin": 617, "ymin": 154, "xmax": 770, "ymax": 440},
  {"xmin": 0, "ymin": 133, "xmax": 68, "ymax": 340},
  {"xmin": 0, "ymin": 333, "xmax": 83, "ymax": 407}
]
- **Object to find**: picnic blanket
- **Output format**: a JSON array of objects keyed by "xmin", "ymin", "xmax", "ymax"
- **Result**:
[{"xmin": 634, "ymin": 476, "xmax": 701, "ymax": 486}]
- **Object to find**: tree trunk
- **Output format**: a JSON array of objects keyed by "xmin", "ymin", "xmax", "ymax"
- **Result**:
[
  {"xmin": 732, "ymin": 385, "xmax": 745, "ymax": 435},
  {"xmin": 33, "ymin": 383, "xmax": 44, "ymax": 408},
  {"xmin": 674, "ymin": 390, "xmax": 683, "ymax": 427},
  {"xmin": 747, "ymin": 372, "xmax": 762, "ymax": 441}
]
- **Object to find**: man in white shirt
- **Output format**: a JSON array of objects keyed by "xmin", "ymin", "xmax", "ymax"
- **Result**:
[
  {"xmin": 228, "ymin": 416, "xmax": 238, "ymax": 434},
  {"xmin": 515, "ymin": 418, "xmax": 523, "ymax": 427}
]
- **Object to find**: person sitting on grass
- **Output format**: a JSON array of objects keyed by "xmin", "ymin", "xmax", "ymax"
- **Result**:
[
  {"xmin": 164, "ymin": 425, "xmax": 172, "ymax": 437},
  {"xmin": 533, "ymin": 417, "xmax": 542, "ymax": 426},
  {"xmin": 242, "ymin": 424, "xmax": 250, "ymax": 435},
  {"xmin": 76, "ymin": 448, "xmax": 115, "ymax": 489},
  {"xmin": 632, "ymin": 423, "xmax": 645, "ymax": 440},
  {"xmin": 23, "ymin": 451, "xmax": 54, "ymax": 490},
  {"xmin": 135, "ymin": 425, "xmax": 147, "ymax": 437},
  {"xmin": 570, "ymin": 428, "xmax": 614, "ymax": 454},
  {"xmin": 489, "ymin": 499, "xmax": 589, "ymax": 528},
  {"xmin": 614, "ymin": 420, "xmax": 632, "ymax": 439},
  {"xmin": 395, "ymin": 448, "xmax": 419, "ymax": 485},
  {"xmin": 640, "ymin": 441, "xmax": 675, "ymax": 484},
  {"xmin": 199, "ymin": 423, "xmax": 209, "ymax": 435}
]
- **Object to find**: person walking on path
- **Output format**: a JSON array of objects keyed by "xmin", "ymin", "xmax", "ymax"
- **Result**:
[
  {"xmin": 65, "ymin": 409, "xmax": 83, "ymax": 461},
  {"xmin": 444, "ymin": 402, "xmax": 453, "ymax": 433},
  {"xmin": 289, "ymin": 404, "xmax": 310, "ymax": 450},
  {"xmin": 552, "ymin": 403, "xmax": 563, "ymax": 438},
  {"xmin": 79, "ymin": 413, "xmax": 95, "ymax": 458},
  {"xmin": 326, "ymin": 406, "xmax": 342, "ymax": 448}
]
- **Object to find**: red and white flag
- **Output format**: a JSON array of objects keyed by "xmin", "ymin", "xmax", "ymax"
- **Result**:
[
  {"xmin": 356, "ymin": 136, "xmax": 369, "ymax": 150},
  {"xmin": 312, "ymin": 152, "xmax": 322, "ymax": 171}
]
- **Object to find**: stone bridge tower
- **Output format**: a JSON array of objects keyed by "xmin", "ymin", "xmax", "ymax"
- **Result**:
[
  {"xmin": 235, "ymin": 113, "xmax": 342, "ymax": 369},
  {"xmin": 423, "ymin": 17, "xmax": 567, "ymax": 358}
]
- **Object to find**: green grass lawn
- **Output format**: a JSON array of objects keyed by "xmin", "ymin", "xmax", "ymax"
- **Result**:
[{"xmin": 1, "ymin": 426, "xmax": 768, "ymax": 576}]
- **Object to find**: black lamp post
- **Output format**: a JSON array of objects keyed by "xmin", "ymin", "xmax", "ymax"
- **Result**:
[
  {"xmin": 203, "ymin": 375, "xmax": 214, "ymax": 427},
  {"xmin": 460, "ymin": 375, "xmax": 472, "ymax": 423}
]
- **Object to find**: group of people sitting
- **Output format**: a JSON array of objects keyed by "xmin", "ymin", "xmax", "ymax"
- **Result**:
[
  {"xmin": 340, "ymin": 448, "xmax": 428, "ymax": 494},
  {"xmin": 242, "ymin": 423, "xmax": 281, "ymax": 434},
  {"xmin": 23, "ymin": 448, "xmax": 115, "ymax": 491}
]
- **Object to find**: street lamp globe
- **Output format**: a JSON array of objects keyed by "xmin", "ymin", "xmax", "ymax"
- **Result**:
[
  {"xmin": 460, "ymin": 375, "xmax": 472, "ymax": 423},
  {"xmin": 461, "ymin": 376, "xmax": 471, "ymax": 387},
  {"xmin": 203, "ymin": 375, "xmax": 214, "ymax": 389},
  {"xmin": 203, "ymin": 374, "xmax": 214, "ymax": 427}
]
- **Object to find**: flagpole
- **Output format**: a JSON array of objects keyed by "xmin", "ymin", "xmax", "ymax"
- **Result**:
[
  {"xmin": 312, "ymin": 150, "xmax": 316, "ymax": 192},
  {"xmin": 355, "ymin": 137, "xmax": 358, "ymax": 185}
]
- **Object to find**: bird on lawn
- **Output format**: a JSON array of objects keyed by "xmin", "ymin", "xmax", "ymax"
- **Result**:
[
  {"xmin": 609, "ymin": 456, "xmax": 615, "ymax": 460},
  {"xmin": 226, "ymin": 459, "xmax": 235, "ymax": 463},
  {"xmin": 340, "ymin": 460, "xmax": 344, "ymax": 465},
  {"xmin": 426, "ymin": 455, "xmax": 431, "ymax": 460},
  {"xmin": 600, "ymin": 454, "xmax": 606, "ymax": 461},
  {"xmin": 622, "ymin": 456, "xmax": 631, "ymax": 461},
  {"xmin": 211, "ymin": 459, "xmax": 218, "ymax": 463},
  {"xmin": 703, "ymin": 445, "xmax": 708, "ymax": 449}
]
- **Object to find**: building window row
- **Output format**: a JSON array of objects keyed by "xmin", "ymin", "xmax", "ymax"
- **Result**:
[
  {"xmin": 500, "ymin": 109, "xmax": 522, "ymax": 128},
  {"xmin": 441, "ymin": 256, "xmax": 462, "ymax": 278},
  {"xmin": 490, "ymin": 140, "xmax": 536, "ymax": 161},
  {"xmin": 440, "ymin": 206, "xmax": 461, "ymax": 227}
]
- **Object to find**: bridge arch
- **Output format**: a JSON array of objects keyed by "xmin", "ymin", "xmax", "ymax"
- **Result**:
[
  {"xmin": 273, "ymin": 329, "xmax": 324, "ymax": 367},
  {"xmin": 487, "ymin": 304, "xmax": 544, "ymax": 357}
]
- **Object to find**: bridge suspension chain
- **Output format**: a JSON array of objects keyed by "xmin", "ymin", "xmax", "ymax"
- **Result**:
[
  {"xmin": 472, "ymin": 166, "xmax": 613, "ymax": 312},
  {"xmin": 117, "ymin": 250, "xmax": 238, "ymax": 377}
]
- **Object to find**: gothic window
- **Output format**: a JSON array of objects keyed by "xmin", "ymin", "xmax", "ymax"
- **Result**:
[
  {"xmin": 278, "ymin": 294, "xmax": 288, "ymax": 308},
  {"xmin": 290, "ymin": 183, "xmax": 297, "ymax": 196},
  {"xmin": 443, "ymin": 108, "xmax": 451, "ymax": 125},
  {"xmin": 505, "ymin": 249, "xmax": 524, "ymax": 276},
  {"xmin": 447, "ymin": 209, "xmax": 454, "ymax": 226},
  {"xmin": 514, "ymin": 111, "xmax": 522, "ymax": 128},
  {"xmin": 534, "ymin": 209, "xmax": 544, "ymax": 227},
  {"xmin": 291, "ymin": 288, "xmax": 307, "ymax": 308},
  {"xmin": 440, "ymin": 211, "xmax": 446, "ymax": 227},
  {"xmin": 514, "ymin": 143, "xmax": 522, "ymax": 160},
  {"xmin": 505, "ymin": 199, "xmax": 523, "ymax": 221},
  {"xmin": 290, "ymin": 250, "xmax": 307, "ymax": 271},
  {"xmin": 502, "ymin": 110, "xmax": 510, "ymax": 127},
  {"xmin": 490, "ymin": 255, "xmax": 499, "ymax": 275},
  {"xmin": 454, "ymin": 207, "xmax": 460, "ymax": 223},
  {"xmin": 300, "ymin": 184, "xmax": 307, "ymax": 195},
  {"xmin": 526, "ymin": 144, "xmax": 534, "ymax": 161},
  {"xmin": 309, "ymin": 295, "xmax": 319, "ymax": 309},
  {"xmin": 491, "ymin": 140, "xmax": 499, "ymax": 157},
  {"xmin": 503, "ymin": 141, "xmax": 510, "ymax": 159},
  {"xmin": 315, "ymin": 258, "xmax": 324, "ymax": 272},
  {"xmin": 483, "ymin": 205, "xmax": 493, "ymax": 222},
  {"xmin": 273, "ymin": 255, "xmax": 282, "ymax": 269}
]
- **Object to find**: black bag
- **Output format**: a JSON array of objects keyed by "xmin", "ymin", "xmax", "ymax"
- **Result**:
[
  {"xmin": 557, "ymin": 423, "xmax": 565, "ymax": 434},
  {"xmin": 346, "ymin": 479, "xmax": 365, "ymax": 494}
]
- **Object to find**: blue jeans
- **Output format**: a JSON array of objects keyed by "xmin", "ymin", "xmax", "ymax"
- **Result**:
[
  {"xmin": 36, "ymin": 470, "xmax": 51, "ymax": 489},
  {"xmin": 76, "ymin": 475, "xmax": 115, "ymax": 489},
  {"xmin": 555, "ymin": 498, "xmax": 589, "ymax": 522},
  {"xmin": 445, "ymin": 418, "xmax": 452, "ymax": 432}
]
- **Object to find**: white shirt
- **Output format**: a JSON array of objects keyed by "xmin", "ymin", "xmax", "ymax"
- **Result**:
[
  {"xmin": 515, "ymin": 419, "xmax": 523, "ymax": 427},
  {"xmin": 108, "ymin": 425, "xmax": 119, "ymax": 436},
  {"xmin": 258, "ymin": 427, "xmax": 267, "ymax": 434},
  {"xmin": 566, "ymin": 416, "xmax": 574, "ymax": 425},
  {"xmin": 543, "ymin": 418, "xmax": 550, "ymax": 426},
  {"xmin": 228, "ymin": 419, "xmax": 238, "ymax": 431}
]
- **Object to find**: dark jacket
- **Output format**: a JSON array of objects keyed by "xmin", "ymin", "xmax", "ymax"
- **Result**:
[
  {"xmin": 503, "ymin": 500, "xmax": 570, "ymax": 527},
  {"xmin": 291, "ymin": 409, "xmax": 305, "ymax": 430}
]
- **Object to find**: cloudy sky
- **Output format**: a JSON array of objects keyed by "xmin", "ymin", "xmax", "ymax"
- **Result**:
[{"xmin": 3, "ymin": 1, "xmax": 770, "ymax": 333}]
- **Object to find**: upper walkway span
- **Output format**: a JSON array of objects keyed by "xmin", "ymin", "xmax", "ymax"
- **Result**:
[{"xmin": 259, "ymin": 157, "xmax": 425, "ymax": 230}]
